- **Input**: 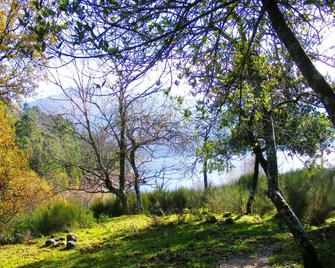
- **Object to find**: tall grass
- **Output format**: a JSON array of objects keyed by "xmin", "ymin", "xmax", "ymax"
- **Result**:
[
  {"xmin": 1, "ymin": 199, "xmax": 94, "ymax": 244},
  {"xmin": 2, "ymin": 168, "xmax": 333, "ymax": 245},
  {"xmin": 89, "ymin": 174, "xmax": 273, "ymax": 217},
  {"xmin": 280, "ymin": 168, "xmax": 335, "ymax": 224},
  {"xmin": 90, "ymin": 168, "xmax": 335, "ymax": 226}
]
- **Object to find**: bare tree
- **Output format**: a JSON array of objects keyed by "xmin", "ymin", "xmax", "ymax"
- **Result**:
[
  {"xmin": 49, "ymin": 59, "xmax": 189, "ymax": 212},
  {"xmin": 126, "ymin": 95, "xmax": 187, "ymax": 211}
]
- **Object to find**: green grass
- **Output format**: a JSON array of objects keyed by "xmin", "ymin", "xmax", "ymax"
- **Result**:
[{"xmin": 1, "ymin": 212, "xmax": 335, "ymax": 268}]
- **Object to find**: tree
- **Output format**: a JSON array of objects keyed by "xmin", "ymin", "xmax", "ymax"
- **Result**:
[
  {"xmin": 0, "ymin": 100, "xmax": 50, "ymax": 231},
  {"xmin": 15, "ymin": 105, "xmax": 82, "ymax": 191},
  {"xmin": 126, "ymin": 95, "xmax": 186, "ymax": 211},
  {"xmin": 0, "ymin": 0, "xmax": 45, "ymax": 100},
  {"xmin": 33, "ymin": 0, "xmax": 334, "ymax": 124},
  {"xmin": 49, "ymin": 60, "xmax": 186, "ymax": 212},
  {"xmin": 262, "ymin": 0, "xmax": 335, "ymax": 125},
  {"xmin": 212, "ymin": 52, "xmax": 331, "ymax": 267},
  {"xmin": 190, "ymin": 100, "xmax": 223, "ymax": 190}
]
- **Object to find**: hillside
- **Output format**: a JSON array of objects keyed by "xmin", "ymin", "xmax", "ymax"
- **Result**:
[{"xmin": 1, "ymin": 212, "xmax": 335, "ymax": 268}]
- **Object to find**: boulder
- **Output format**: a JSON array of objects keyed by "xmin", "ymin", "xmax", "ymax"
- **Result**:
[
  {"xmin": 66, "ymin": 240, "xmax": 76, "ymax": 250},
  {"xmin": 217, "ymin": 217, "xmax": 234, "ymax": 226},
  {"xmin": 44, "ymin": 238, "xmax": 56, "ymax": 247},
  {"xmin": 222, "ymin": 212, "xmax": 232, "ymax": 218},
  {"xmin": 205, "ymin": 215, "xmax": 218, "ymax": 224},
  {"xmin": 66, "ymin": 233, "xmax": 78, "ymax": 242},
  {"xmin": 53, "ymin": 241, "xmax": 66, "ymax": 248}
]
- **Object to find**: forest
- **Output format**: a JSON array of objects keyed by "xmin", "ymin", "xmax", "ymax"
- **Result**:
[{"xmin": 0, "ymin": 0, "xmax": 335, "ymax": 267}]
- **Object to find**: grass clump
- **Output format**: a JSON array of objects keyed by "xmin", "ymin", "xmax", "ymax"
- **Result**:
[
  {"xmin": 280, "ymin": 168, "xmax": 335, "ymax": 225},
  {"xmin": 90, "ymin": 197, "xmax": 124, "ymax": 219},
  {"xmin": 6, "ymin": 199, "xmax": 94, "ymax": 242}
]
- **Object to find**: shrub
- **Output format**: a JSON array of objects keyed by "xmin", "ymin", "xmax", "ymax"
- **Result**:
[
  {"xmin": 15, "ymin": 199, "xmax": 94, "ymax": 238},
  {"xmin": 280, "ymin": 170, "xmax": 310, "ymax": 220},
  {"xmin": 280, "ymin": 168, "xmax": 335, "ymax": 225},
  {"xmin": 90, "ymin": 197, "xmax": 124, "ymax": 218},
  {"xmin": 87, "ymin": 168, "xmax": 334, "ymax": 226}
]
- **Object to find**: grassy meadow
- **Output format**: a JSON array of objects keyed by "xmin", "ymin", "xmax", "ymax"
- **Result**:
[
  {"xmin": 1, "ymin": 212, "xmax": 335, "ymax": 268},
  {"xmin": 1, "ymin": 168, "xmax": 335, "ymax": 267}
]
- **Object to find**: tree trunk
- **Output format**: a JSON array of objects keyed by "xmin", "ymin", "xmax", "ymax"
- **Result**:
[
  {"xmin": 119, "ymin": 89, "xmax": 127, "ymax": 192},
  {"xmin": 116, "ymin": 89, "xmax": 128, "ymax": 214},
  {"xmin": 203, "ymin": 156, "xmax": 209, "ymax": 190},
  {"xmin": 203, "ymin": 132, "xmax": 209, "ymax": 190},
  {"xmin": 262, "ymin": 0, "xmax": 335, "ymax": 126},
  {"xmin": 246, "ymin": 155, "xmax": 259, "ymax": 214},
  {"xmin": 105, "ymin": 186, "xmax": 129, "ymax": 215},
  {"xmin": 119, "ymin": 190, "xmax": 129, "ymax": 214},
  {"xmin": 263, "ymin": 110, "xmax": 323, "ymax": 268},
  {"xmin": 129, "ymin": 148, "xmax": 142, "ymax": 213}
]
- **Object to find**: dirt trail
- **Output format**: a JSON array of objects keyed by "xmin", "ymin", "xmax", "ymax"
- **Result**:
[{"xmin": 219, "ymin": 242, "xmax": 282, "ymax": 268}]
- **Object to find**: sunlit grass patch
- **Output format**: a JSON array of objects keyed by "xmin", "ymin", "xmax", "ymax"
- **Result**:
[{"xmin": 0, "ymin": 212, "xmax": 334, "ymax": 267}]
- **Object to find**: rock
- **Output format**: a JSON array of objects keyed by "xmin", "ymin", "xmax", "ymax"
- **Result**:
[
  {"xmin": 224, "ymin": 217, "xmax": 234, "ymax": 224},
  {"xmin": 53, "ymin": 241, "xmax": 66, "ymax": 248},
  {"xmin": 67, "ymin": 233, "xmax": 78, "ymax": 242},
  {"xmin": 205, "ymin": 215, "xmax": 218, "ymax": 224},
  {"xmin": 222, "ymin": 212, "xmax": 232, "ymax": 218},
  {"xmin": 217, "ymin": 217, "xmax": 234, "ymax": 226},
  {"xmin": 44, "ymin": 238, "xmax": 56, "ymax": 247},
  {"xmin": 66, "ymin": 240, "xmax": 76, "ymax": 250},
  {"xmin": 56, "ymin": 237, "xmax": 65, "ymax": 242}
]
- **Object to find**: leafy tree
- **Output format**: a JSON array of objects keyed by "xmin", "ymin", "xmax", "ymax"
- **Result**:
[
  {"xmin": 32, "ymin": 0, "xmax": 335, "ymax": 124},
  {"xmin": 0, "ymin": 101, "xmax": 50, "ymax": 231},
  {"xmin": 15, "ymin": 105, "xmax": 82, "ymax": 191},
  {"xmin": 214, "ymin": 52, "xmax": 331, "ymax": 267},
  {"xmin": 0, "ymin": 0, "xmax": 46, "ymax": 100}
]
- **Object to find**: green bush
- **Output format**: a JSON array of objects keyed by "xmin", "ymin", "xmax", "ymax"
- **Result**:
[
  {"xmin": 15, "ymin": 200, "xmax": 94, "ymax": 239},
  {"xmin": 141, "ymin": 188, "xmax": 195, "ymax": 215},
  {"xmin": 90, "ymin": 197, "xmax": 124, "ymax": 218},
  {"xmin": 91, "ymin": 168, "xmax": 334, "ymax": 226},
  {"xmin": 280, "ymin": 170, "xmax": 310, "ymax": 220},
  {"xmin": 280, "ymin": 168, "xmax": 335, "ymax": 225}
]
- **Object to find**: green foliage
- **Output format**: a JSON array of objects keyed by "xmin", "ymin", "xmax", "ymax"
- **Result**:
[
  {"xmin": 90, "ymin": 197, "xmax": 124, "ymax": 219},
  {"xmin": 91, "ymin": 179, "xmax": 274, "ymax": 217},
  {"xmin": 280, "ymin": 168, "xmax": 335, "ymax": 225},
  {"xmin": 15, "ymin": 106, "xmax": 82, "ymax": 190},
  {"xmin": 0, "ymin": 101, "xmax": 51, "ymax": 234},
  {"xmin": 12, "ymin": 200, "xmax": 94, "ymax": 240},
  {"xmin": 87, "ymin": 168, "xmax": 335, "ymax": 226}
]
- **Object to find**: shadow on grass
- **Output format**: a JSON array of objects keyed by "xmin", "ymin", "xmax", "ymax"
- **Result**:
[{"xmin": 18, "ymin": 216, "xmax": 334, "ymax": 268}]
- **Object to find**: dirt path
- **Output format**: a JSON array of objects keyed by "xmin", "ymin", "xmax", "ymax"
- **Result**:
[{"xmin": 219, "ymin": 242, "xmax": 282, "ymax": 268}]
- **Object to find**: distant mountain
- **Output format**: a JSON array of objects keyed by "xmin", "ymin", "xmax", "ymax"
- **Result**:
[{"xmin": 25, "ymin": 94, "xmax": 69, "ymax": 115}]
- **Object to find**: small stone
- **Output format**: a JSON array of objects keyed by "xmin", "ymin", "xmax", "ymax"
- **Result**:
[
  {"xmin": 205, "ymin": 215, "xmax": 218, "ymax": 224},
  {"xmin": 224, "ymin": 217, "xmax": 234, "ymax": 224},
  {"xmin": 217, "ymin": 217, "xmax": 234, "ymax": 226},
  {"xmin": 67, "ymin": 233, "xmax": 78, "ymax": 242},
  {"xmin": 45, "ymin": 238, "xmax": 56, "ymax": 247},
  {"xmin": 53, "ymin": 241, "xmax": 66, "ymax": 248},
  {"xmin": 66, "ymin": 240, "xmax": 76, "ymax": 250},
  {"xmin": 222, "ymin": 212, "xmax": 232, "ymax": 218}
]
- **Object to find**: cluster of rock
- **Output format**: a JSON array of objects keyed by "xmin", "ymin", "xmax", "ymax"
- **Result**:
[
  {"xmin": 204, "ymin": 211, "xmax": 235, "ymax": 226},
  {"xmin": 44, "ymin": 233, "xmax": 78, "ymax": 250},
  {"xmin": 217, "ymin": 212, "xmax": 234, "ymax": 226}
]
